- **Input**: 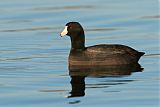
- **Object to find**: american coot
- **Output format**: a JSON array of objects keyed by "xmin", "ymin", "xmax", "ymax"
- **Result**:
[{"xmin": 60, "ymin": 22, "xmax": 145, "ymax": 66}]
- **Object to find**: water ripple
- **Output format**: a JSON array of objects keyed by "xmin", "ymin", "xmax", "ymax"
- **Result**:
[
  {"xmin": 140, "ymin": 15, "xmax": 160, "ymax": 19},
  {"xmin": 0, "ymin": 26, "xmax": 59, "ymax": 32},
  {"xmin": 0, "ymin": 56, "xmax": 48, "ymax": 61},
  {"xmin": 86, "ymin": 28, "xmax": 120, "ymax": 32},
  {"xmin": 39, "ymin": 89, "xmax": 66, "ymax": 92},
  {"xmin": 31, "ymin": 5, "xmax": 96, "ymax": 11}
]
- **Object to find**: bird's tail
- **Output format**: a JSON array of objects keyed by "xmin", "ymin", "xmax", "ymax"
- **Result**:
[{"xmin": 139, "ymin": 52, "xmax": 145, "ymax": 56}]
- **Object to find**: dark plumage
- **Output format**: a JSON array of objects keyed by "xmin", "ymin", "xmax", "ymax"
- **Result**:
[{"xmin": 60, "ymin": 22, "xmax": 145, "ymax": 65}]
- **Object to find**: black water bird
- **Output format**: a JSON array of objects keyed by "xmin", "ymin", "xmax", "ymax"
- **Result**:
[{"xmin": 60, "ymin": 22, "xmax": 145, "ymax": 66}]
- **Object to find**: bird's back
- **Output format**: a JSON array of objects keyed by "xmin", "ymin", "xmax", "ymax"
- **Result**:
[{"xmin": 69, "ymin": 44, "xmax": 144, "ymax": 65}]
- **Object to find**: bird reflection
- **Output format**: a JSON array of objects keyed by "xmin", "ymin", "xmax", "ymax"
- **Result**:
[
  {"xmin": 69, "ymin": 76, "xmax": 85, "ymax": 98},
  {"xmin": 67, "ymin": 63, "xmax": 143, "ymax": 98}
]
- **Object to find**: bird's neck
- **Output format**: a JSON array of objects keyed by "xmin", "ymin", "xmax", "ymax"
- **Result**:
[{"xmin": 70, "ymin": 32, "xmax": 85, "ymax": 50}]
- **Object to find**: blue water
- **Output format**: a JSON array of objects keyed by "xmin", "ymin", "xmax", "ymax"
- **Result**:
[{"xmin": 0, "ymin": 0, "xmax": 159, "ymax": 107}]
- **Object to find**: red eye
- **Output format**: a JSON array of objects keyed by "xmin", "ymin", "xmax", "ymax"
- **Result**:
[{"xmin": 68, "ymin": 26, "xmax": 72, "ymax": 29}]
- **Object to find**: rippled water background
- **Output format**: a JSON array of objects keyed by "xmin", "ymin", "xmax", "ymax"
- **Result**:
[{"xmin": 0, "ymin": 0, "xmax": 159, "ymax": 107}]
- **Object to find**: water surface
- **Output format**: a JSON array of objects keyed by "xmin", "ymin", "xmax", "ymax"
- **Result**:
[{"xmin": 0, "ymin": 0, "xmax": 159, "ymax": 107}]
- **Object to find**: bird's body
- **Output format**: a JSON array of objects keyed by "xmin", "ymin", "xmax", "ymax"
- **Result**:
[
  {"xmin": 69, "ymin": 44, "xmax": 144, "ymax": 65},
  {"xmin": 60, "ymin": 22, "xmax": 145, "ymax": 66}
]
